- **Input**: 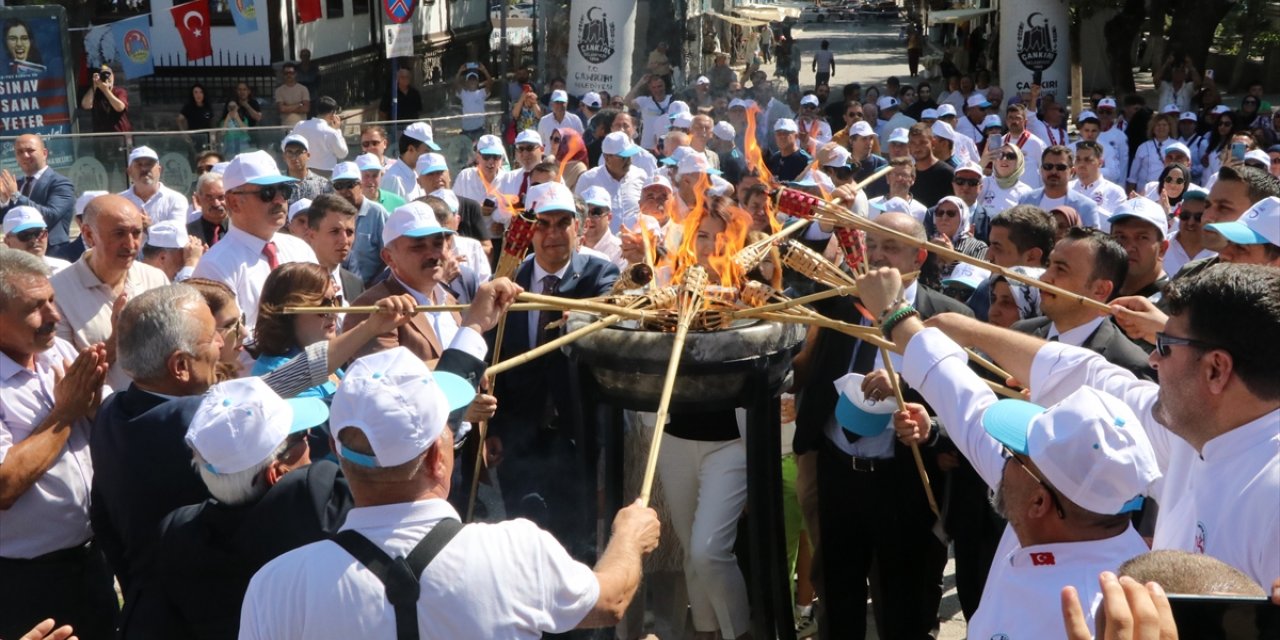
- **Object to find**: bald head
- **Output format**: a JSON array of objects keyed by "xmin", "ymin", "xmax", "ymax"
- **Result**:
[
  {"xmin": 867, "ymin": 212, "xmax": 928, "ymax": 272},
  {"xmin": 83, "ymin": 194, "xmax": 145, "ymax": 231},
  {"xmin": 82, "ymin": 194, "xmax": 145, "ymax": 275},
  {"xmin": 876, "ymin": 211, "xmax": 928, "ymax": 241},
  {"xmin": 13, "ymin": 133, "xmax": 48, "ymax": 176}
]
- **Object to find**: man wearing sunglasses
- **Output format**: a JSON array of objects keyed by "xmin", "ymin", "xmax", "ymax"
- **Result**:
[
  {"xmin": 3, "ymin": 205, "xmax": 70, "ymax": 273},
  {"xmin": 577, "ymin": 186, "xmax": 623, "ymax": 269},
  {"xmin": 1162, "ymin": 188, "xmax": 1214, "ymax": 275},
  {"xmin": 326, "ymin": 163, "xmax": 388, "ymax": 285},
  {"xmin": 854, "ymin": 267, "xmax": 1159, "ymax": 640},
  {"xmin": 1017, "ymin": 145, "xmax": 1101, "ymax": 229},
  {"xmin": 192, "ymin": 151, "xmax": 318, "ymax": 332}
]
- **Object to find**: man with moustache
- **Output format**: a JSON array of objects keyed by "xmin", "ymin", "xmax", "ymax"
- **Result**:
[
  {"xmin": 118, "ymin": 146, "xmax": 189, "ymax": 226},
  {"xmin": 187, "ymin": 171, "xmax": 229, "ymax": 246},
  {"xmin": 49, "ymin": 194, "xmax": 169, "ymax": 390}
]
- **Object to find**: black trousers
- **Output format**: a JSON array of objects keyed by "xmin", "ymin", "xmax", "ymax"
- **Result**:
[
  {"xmin": 0, "ymin": 542, "xmax": 118, "ymax": 640},
  {"xmin": 492, "ymin": 415, "xmax": 593, "ymax": 558},
  {"xmin": 816, "ymin": 441, "xmax": 947, "ymax": 640}
]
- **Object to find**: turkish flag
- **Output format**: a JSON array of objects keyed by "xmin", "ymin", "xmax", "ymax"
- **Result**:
[
  {"xmin": 171, "ymin": 0, "xmax": 213, "ymax": 61},
  {"xmin": 1030, "ymin": 552, "xmax": 1056, "ymax": 566},
  {"xmin": 298, "ymin": 0, "xmax": 323, "ymax": 23}
]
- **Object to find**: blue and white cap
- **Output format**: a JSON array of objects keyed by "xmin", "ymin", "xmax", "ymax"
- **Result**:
[{"xmin": 186, "ymin": 377, "xmax": 329, "ymax": 475}]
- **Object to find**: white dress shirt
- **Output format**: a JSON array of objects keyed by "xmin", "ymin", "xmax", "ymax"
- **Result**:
[
  {"xmin": 634, "ymin": 94, "xmax": 673, "ymax": 149},
  {"xmin": 0, "ymin": 338, "xmax": 95, "ymax": 558},
  {"xmin": 239, "ymin": 499, "xmax": 599, "ymax": 639},
  {"xmin": 382, "ymin": 158, "xmax": 423, "ymax": 201},
  {"xmin": 867, "ymin": 195, "xmax": 927, "ymax": 222},
  {"xmin": 594, "ymin": 147, "xmax": 659, "ymax": 179},
  {"xmin": 583, "ymin": 229, "xmax": 625, "ymax": 270},
  {"xmin": 190, "ymin": 225, "xmax": 317, "ymax": 331},
  {"xmin": 1098, "ymin": 126, "xmax": 1130, "ymax": 185},
  {"xmin": 120, "ymin": 183, "xmax": 190, "ymax": 226},
  {"xmin": 454, "ymin": 235, "xmax": 491, "ymax": 281},
  {"xmin": 43, "ymin": 254, "xmax": 71, "ymax": 274},
  {"xmin": 1028, "ymin": 341, "xmax": 1280, "ymax": 588},
  {"xmin": 395, "ymin": 276, "xmax": 465, "ymax": 350},
  {"xmin": 1129, "ymin": 138, "xmax": 1172, "ymax": 189},
  {"xmin": 1071, "ymin": 176, "xmax": 1128, "ymax": 222},
  {"xmin": 537, "ymin": 112, "xmax": 584, "ymax": 150},
  {"xmin": 49, "ymin": 257, "xmax": 169, "ymax": 390},
  {"xmin": 453, "ymin": 166, "xmax": 509, "ymax": 205},
  {"xmin": 1162, "ymin": 233, "xmax": 1215, "ymax": 276},
  {"xmin": 1045, "ymin": 316, "xmax": 1106, "ymax": 347},
  {"xmin": 528, "ymin": 259, "xmax": 572, "ymax": 348},
  {"xmin": 573, "ymin": 165, "xmax": 647, "ymax": 233},
  {"xmin": 899, "ymin": 329, "xmax": 1152, "ymax": 639},
  {"xmin": 290, "ymin": 118, "xmax": 349, "ymax": 171}
]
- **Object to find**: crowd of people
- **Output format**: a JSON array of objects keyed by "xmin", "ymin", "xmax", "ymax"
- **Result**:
[{"xmin": 2, "ymin": 21, "xmax": 1280, "ymax": 640}]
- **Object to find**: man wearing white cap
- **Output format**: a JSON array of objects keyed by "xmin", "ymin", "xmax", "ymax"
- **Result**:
[
  {"xmin": 625, "ymin": 73, "xmax": 674, "ymax": 149},
  {"xmin": 958, "ymin": 94, "xmax": 990, "ymax": 144},
  {"xmin": 673, "ymin": 152, "xmax": 732, "ymax": 216},
  {"xmin": 885, "ymin": 126, "xmax": 911, "ymax": 160},
  {"xmin": 1109, "ymin": 198, "xmax": 1171, "ymax": 298},
  {"xmin": 280, "ymin": 134, "xmax": 334, "ymax": 204},
  {"xmin": 455, "ymin": 62, "xmax": 493, "ymax": 139},
  {"xmin": 688, "ymin": 74, "xmax": 713, "ymax": 110},
  {"xmin": 936, "ymin": 104, "xmax": 982, "ymax": 165},
  {"xmin": 491, "ymin": 129, "xmax": 546, "ymax": 229},
  {"xmin": 577, "ymin": 186, "xmax": 624, "ymax": 269},
  {"xmin": 855, "ymin": 266, "xmax": 1158, "ymax": 640},
  {"xmin": 140, "ymin": 219, "xmax": 201, "ymax": 282},
  {"xmin": 240, "ymin": 346, "xmax": 659, "ymax": 639},
  {"xmin": 709, "ymin": 121, "xmax": 747, "ymax": 186},
  {"xmin": 929, "ymin": 119, "xmax": 963, "ymax": 168},
  {"xmin": 191, "ymin": 150, "xmax": 318, "ymax": 332},
  {"xmin": 384, "ymin": 122, "xmax": 441, "ymax": 201},
  {"xmin": 1205, "ymin": 195, "xmax": 1280, "ymax": 267},
  {"xmin": 1003, "ymin": 103, "xmax": 1046, "ymax": 189},
  {"xmin": 3, "ymin": 205, "xmax": 70, "ymax": 273},
  {"xmin": 537, "ymin": 89, "xmax": 584, "ymax": 150},
  {"xmin": 845, "ymin": 121, "xmax": 890, "ymax": 199},
  {"xmin": 328, "ymin": 161, "xmax": 390, "ymax": 283},
  {"xmin": 453, "ymin": 136, "xmax": 509, "ymax": 218},
  {"xmin": 768, "ymin": 118, "xmax": 811, "ymax": 182},
  {"xmin": 1094, "ymin": 97, "xmax": 1130, "ymax": 186},
  {"xmin": 353, "ymin": 151, "xmax": 406, "ymax": 213},
  {"xmin": 285, "ymin": 198, "xmax": 312, "ymax": 236},
  {"xmin": 119, "ymin": 145, "xmax": 190, "ymax": 226},
  {"xmin": 798, "ymin": 93, "xmax": 833, "ymax": 154},
  {"xmin": 574, "ymin": 131, "xmax": 647, "ymax": 234},
  {"xmin": 576, "ymin": 92, "xmax": 602, "ymax": 143},
  {"xmin": 875, "ymin": 95, "xmax": 917, "ymax": 144}
]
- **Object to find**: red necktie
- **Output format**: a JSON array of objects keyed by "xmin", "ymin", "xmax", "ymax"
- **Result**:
[
  {"xmin": 211, "ymin": 223, "xmax": 220, "ymax": 245},
  {"xmin": 262, "ymin": 241, "xmax": 279, "ymax": 269}
]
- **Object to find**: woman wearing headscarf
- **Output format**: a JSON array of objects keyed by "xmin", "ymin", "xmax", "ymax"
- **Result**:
[
  {"xmin": 1048, "ymin": 205, "xmax": 1082, "ymax": 243},
  {"xmin": 1144, "ymin": 162, "xmax": 1192, "ymax": 215},
  {"xmin": 978, "ymin": 142, "xmax": 1033, "ymax": 214},
  {"xmin": 987, "ymin": 266, "xmax": 1046, "ymax": 329},
  {"xmin": 926, "ymin": 195, "xmax": 987, "ymax": 278},
  {"xmin": 554, "ymin": 127, "xmax": 589, "ymax": 190}
]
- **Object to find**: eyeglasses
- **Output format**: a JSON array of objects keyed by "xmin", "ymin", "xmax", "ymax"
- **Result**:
[
  {"xmin": 13, "ymin": 227, "xmax": 46, "ymax": 242},
  {"xmin": 952, "ymin": 177, "xmax": 980, "ymax": 187},
  {"xmin": 332, "ymin": 179, "xmax": 359, "ymax": 191},
  {"xmin": 1001, "ymin": 446, "xmax": 1066, "ymax": 519},
  {"xmin": 935, "ymin": 207, "xmax": 960, "ymax": 217},
  {"xmin": 1000, "ymin": 152, "xmax": 1019, "ymax": 161},
  {"xmin": 231, "ymin": 183, "xmax": 294, "ymax": 202},
  {"xmin": 283, "ymin": 148, "xmax": 307, "ymax": 157},
  {"xmin": 588, "ymin": 206, "xmax": 610, "ymax": 217},
  {"xmin": 1163, "ymin": 176, "xmax": 1186, "ymax": 184},
  {"xmin": 1041, "ymin": 162, "xmax": 1070, "ymax": 172},
  {"xmin": 361, "ymin": 140, "xmax": 384, "ymax": 147},
  {"xmin": 1154, "ymin": 331, "xmax": 1221, "ymax": 358},
  {"xmin": 516, "ymin": 144, "xmax": 539, "ymax": 153}
]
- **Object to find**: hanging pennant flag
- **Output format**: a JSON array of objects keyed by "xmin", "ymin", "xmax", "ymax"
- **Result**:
[
  {"xmin": 171, "ymin": 0, "xmax": 214, "ymax": 61},
  {"xmin": 231, "ymin": 0, "xmax": 260, "ymax": 34},
  {"xmin": 298, "ymin": 0, "xmax": 323, "ymax": 24},
  {"xmin": 111, "ymin": 15, "xmax": 155, "ymax": 79}
]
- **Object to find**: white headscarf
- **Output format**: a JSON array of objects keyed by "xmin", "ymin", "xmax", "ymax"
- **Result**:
[{"xmin": 935, "ymin": 195, "xmax": 972, "ymax": 242}]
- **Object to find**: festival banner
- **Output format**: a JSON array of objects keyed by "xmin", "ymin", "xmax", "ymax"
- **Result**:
[
  {"xmin": 566, "ymin": 0, "xmax": 635, "ymax": 98},
  {"xmin": 231, "ymin": 0, "xmax": 259, "ymax": 35},
  {"xmin": 171, "ymin": 0, "xmax": 213, "ymax": 61},
  {"xmin": 111, "ymin": 15, "xmax": 155, "ymax": 79},
  {"xmin": 0, "ymin": 7, "xmax": 77, "ymax": 170},
  {"xmin": 999, "ymin": 0, "xmax": 1070, "ymax": 103},
  {"xmin": 298, "ymin": 0, "xmax": 323, "ymax": 24}
]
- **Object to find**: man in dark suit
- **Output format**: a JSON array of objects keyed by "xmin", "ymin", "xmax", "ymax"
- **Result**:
[
  {"xmin": 2, "ymin": 134, "xmax": 75, "ymax": 254},
  {"xmin": 794, "ymin": 212, "xmax": 972, "ymax": 640},
  {"xmin": 487, "ymin": 181, "xmax": 619, "ymax": 550},
  {"xmin": 187, "ymin": 172, "xmax": 230, "ymax": 247},
  {"xmin": 1010, "ymin": 227, "xmax": 1155, "ymax": 380}
]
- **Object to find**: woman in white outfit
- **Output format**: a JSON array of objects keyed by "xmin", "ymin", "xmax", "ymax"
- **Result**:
[{"xmin": 978, "ymin": 142, "xmax": 1033, "ymax": 215}]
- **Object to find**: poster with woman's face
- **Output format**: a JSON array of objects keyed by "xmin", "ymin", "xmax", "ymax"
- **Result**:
[{"xmin": 0, "ymin": 7, "xmax": 77, "ymax": 170}]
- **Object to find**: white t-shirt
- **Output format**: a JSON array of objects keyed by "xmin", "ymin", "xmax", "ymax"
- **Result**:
[
  {"xmin": 1071, "ymin": 177, "xmax": 1128, "ymax": 225},
  {"xmin": 633, "ymin": 94, "xmax": 673, "ymax": 149},
  {"xmin": 460, "ymin": 89, "xmax": 488, "ymax": 131},
  {"xmin": 812, "ymin": 49, "xmax": 835, "ymax": 74},
  {"xmin": 537, "ymin": 112, "xmax": 585, "ymax": 150},
  {"xmin": 978, "ymin": 175, "xmax": 1034, "ymax": 214},
  {"xmin": 239, "ymin": 499, "xmax": 600, "ymax": 639},
  {"xmin": 1038, "ymin": 194, "xmax": 1067, "ymax": 212}
]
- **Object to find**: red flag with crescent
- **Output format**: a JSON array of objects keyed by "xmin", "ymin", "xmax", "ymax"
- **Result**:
[{"xmin": 171, "ymin": 0, "xmax": 213, "ymax": 60}]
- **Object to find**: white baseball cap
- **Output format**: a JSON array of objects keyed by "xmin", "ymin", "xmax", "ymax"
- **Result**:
[
  {"xmin": 526, "ymin": 181, "xmax": 577, "ymax": 215},
  {"xmin": 931, "ymin": 120, "xmax": 958, "ymax": 143},
  {"xmin": 872, "ymin": 196, "xmax": 912, "ymax": 214},
  {"xmin": 822, "ymin": 145, "xmax": 852, "ymax": 168},
  {"xmin": 186, "ymin": 377, "xmax": 329, "ymax": 475},
  {"xmin": 774, "ymin": 118, "xmax": 799, "ymax": 133},
  {"xmin": 1160, "ymin": 103, "xmax": 1180, "ymax": 114},
  {"xmin": 981, "ymin": 114, "xmax": 1003, "ymax": 130},
  {"xmin": 676, "ymin": 152, "xmax": 722, "ymax": 177},
  {"xmin": 287, "ymin": 198, "xmax": 312, "ymax": 223},
  {"xmin": 1244, "ymin": 148, "xmax": 1271, "ymax": 167},
  {"xmin": 1108, "ymin": 197, "xmax": 1169, "ymax": 239},
  {"xmin": 330, "ymin": 348, "xmax": 476, "ymax": 468},
  {"xmin": 3, "ymin": 206, "xmax": 45, "ymax": 235},
  {"xmin": 384, "ymin": 201, "xmax": 455, "ymax": 245},
  {"xmin": 670, "ymin": 112, "xmax": 694, "ymax": 129},
  {"xmin": 75, "ymin": 191, "xmax": 108, "ymax": 217},
  {"xmin": 601, "ymin": 131, "xmax": 640, "ymax": 158},
  {"xmin": 983, "ymin": 386, "xmax": 1159, "ymax": 515},
  {"xmin": 954, "ymin": 161, "xmax": 984, "ymax": 177},
  {"xmin": 1179, "ymin": 111, "xmax": 1198, "ymax": 122},
  {"xmin": 936, "ymin": 104, "xmax": 958, "ymax": 118},
  {"xmin": 876, "ymin": 96, "xmax": 899, "ymax": 111},
  {"xmin": 695, "ymin": 76, "xmax": 710, "ymax": 86},
  {"xmin": 404, "ymin": 122, "xmax": 441, "ymax": 151},
  {"xmin": 580, "ymin": 185, "xmax": 612, "ymax": 208},
  {"xmin": 428, "ymin": 188, "xmax": 460, "ymax": 213},
  {"xmin": 712, "ymin": 121, "xmax": 735, "ymax": 141},
  {"xmin": 331, "ymin": 161, "xmax": 360, "ymax": 182},
  {"xmin": 476, "ymin": 134, "xmax": 506, "ymax": 156},
  {"xmin": 800, "ymin": 94, "xmax": 820, "ymax": 107},
  {"xmin": 834, "ymin": 372, "xmax": 897, "ymax": 436},
  {"xmin": 280, "ymin": 134, "xmax": 309, "ymax": 151},
  {"xmin": 643, "ymin": 173, "xmax": 674, "ymax": 193},
  {"xmin": 887, "ymin": 128, "xmax": 910, "ymax": 144},
  {"xmin": 355, "ymin": 153, "xmax": 384, "ymax": 172},
  {"xmin": 1096, "ymin": 97, "xmax": 1118, "ymax": 109},
  {"xmin": 849, "ymin": 121, "xmax": 876, "ymax": 138},
  {"xmin": 222, "ymin": 150, "xmax": 298, "ymax": 192},
  {"xmin": 128, "ymin": 146, "xmax": 159, "ymax": 164},
  {"xmin": 1206, "ymin": 196, "xmax": 1280, "ymax": 247},
  {"xmin": 145, "ymin": 220, "xmax": 189, "ymax": 249},
  {"xmin": 514, "ymin": 129, "xmax": 542, "ymax": 147},
  {"xmin": 415, "ymin": 152, "xmax": 449, "ymax": 175},
  {"xmin": 966, "ymin": 94, "xmax": 992, "ymax": 109},
  {"xmin": 1076, "ymin": 110, "xmax": 1100, "ymax": 124},
  {"xmin": 729, "ymin": 98, "xmax": 750, "ymax": 110},
  {"xmin": 660, "ymin": 145, "xmax": 694, "ymax": 168},
  {"xmin": 550, "ymin": 89, "xmax": 569, "ymax": 103},
  {"xmin": 791, "ymin": 169, "xmax": 835, "ymax": 193},
  {"xmin": 581, "ymin": 92, "xmax": 602, "ymax": 109},
  {"xmin": 210, "ymin": 162, "xmax": 230, "ymax": 175},
  {"xmin": 920, "ymin": 108, "xmax": 939, "ymax": 121},
  {"xmin": 941, "ymin": 262, "xmax": 992, "ymax": 290},
  {"xmin": 668, "ymin": 100, "xmax": 690, "ymax": 116},
  {"xmin": 1211, "ymin": 105, "xmax": 1231, "ymax": 115},
  {"xmin": 1161, "ymin": 141, "xmax": 1192, "ymax": 159}
]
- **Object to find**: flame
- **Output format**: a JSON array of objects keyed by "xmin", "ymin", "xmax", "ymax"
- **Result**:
[
  {"xmin": 556, "ymin": 129, "xmax": 586, "ymax": 182},
  {"xmin": 743, "ymin": 105, "xmax": 775, "ymax": 189},
  {"xmin": 665, "ymin": 188, "xmax": 751, "ymax": 292},
  {"xmin": 476, "ymin": 162, "xmax": 523, "ymax": 216}
]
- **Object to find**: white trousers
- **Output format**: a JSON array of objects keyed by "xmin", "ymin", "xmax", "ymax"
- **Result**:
[{"xmin": 657, "ymin": 434, "xmax": 751, "ymax": 636}]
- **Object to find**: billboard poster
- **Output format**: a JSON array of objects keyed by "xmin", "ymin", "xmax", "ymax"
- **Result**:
[
  {"xmin": 567, "ymin": 1, "xmax": 635, "ymax": 98},
  {"xmin": 0, "ymin": 6, "xmax": 78, "ymax": 171},
  {"xmin": 999, "ymin": 0, "xmax": 1071, "ymax": 102}
]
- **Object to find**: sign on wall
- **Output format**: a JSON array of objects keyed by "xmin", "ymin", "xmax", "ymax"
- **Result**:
[
  {"xmin": 999, "ymin": 2, "xmax": 1070, "ymax": 102},
  {"xmin": 567, "ymin": 2, "xmax": 635, "ymax": 98},
  {"xmin": 0, "ymin": 6, "xmax": 77, "ymax": 170}
]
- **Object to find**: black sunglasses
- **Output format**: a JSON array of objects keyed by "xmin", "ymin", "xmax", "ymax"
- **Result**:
[
  {"xmin": 1000, "ymin": 152, "xmax": 1018, "ymax": 161},
  {"xmin": 332, "ymin": 179, "xmax": 359, "ymax": 191},
  {"xmin": 516, "ymin": 144, "xmax": 539, "ymax": 152},
  {"xmin": 1041, "ymin": 162, "xmax": 1070, "ymax": 172},
  {"xmin": 1178, "ymin": 209, "xmax": 1203, "ymax": 222},
  {"xmin": 935, "ymin": 207, "xmax": 960, "ymax": 217},
  {"xmin": 587, "ymin": 206, "xmax": 610, "ymax": 217},
  {"xmin": 1154, "ymin": 331, "xmax": 1221, "ymax": 358},
  {"xmin": 953, "ymin": 177, "xmax": 980, "ymax": 187},
  {"xmin": 1163, "ymin": 176, "xmax": 1186, "ymax": 185},
  {"xmin": 14, "ymin": 227, "xmax": 46, "ymax": 242},
  {"xmin": 232, "ymin": 183, "xmax": 295, "ymax": 202}
]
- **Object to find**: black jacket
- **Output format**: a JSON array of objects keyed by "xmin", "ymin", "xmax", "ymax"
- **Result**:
[{"xmin": 1010, "ymin": 316, "xmax": 1156, "ymax": 381}]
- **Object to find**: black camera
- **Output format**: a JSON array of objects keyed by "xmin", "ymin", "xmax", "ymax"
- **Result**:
[{"xmin": 99, "ymin": 70, "xmax": 111, "ymax": 79}]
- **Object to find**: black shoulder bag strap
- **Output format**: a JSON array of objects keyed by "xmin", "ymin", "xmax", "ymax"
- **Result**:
[{"xmin": 331, "ymin": 518, "xmax": 464, "ymax": 640}]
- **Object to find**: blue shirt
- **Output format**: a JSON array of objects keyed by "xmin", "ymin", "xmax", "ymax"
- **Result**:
[
  {"xmin": 251, "ymin": 350, "xmax": 341, "ymax": 400},
  {"xmin": 343, "ymin": 198, "xmax": 389, "ymax": 284}
]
